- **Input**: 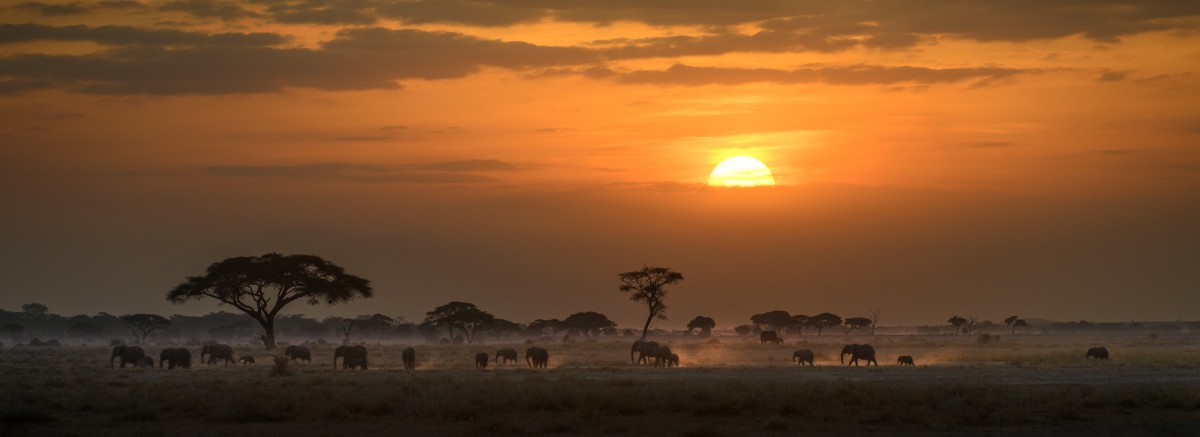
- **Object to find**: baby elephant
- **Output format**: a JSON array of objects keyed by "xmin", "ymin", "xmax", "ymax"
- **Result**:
[
  {"xmin": 792, "ymin": 349, "xmax": 815, "ymax": 366},
  {"xmin": 667, "ymin": 353, "xmax": 680, "ymax": 368},
  {"xmin": 475, "ymin": 352, "xmax": 489, "ymax": 370},
  {"xmin": 897, "ymin": 355, "xmax": 915, "ymax": 366},
  {"xmin": 1086, "ymin": 347, "xmax": 1109, "ymax": 361},
  {"xmin": 136, "ymin": 356, "xmax": 155, "ymax": 368},
  {"xmin": 239, "ymin": 355, "xmax": 256, "ymax": 365}
]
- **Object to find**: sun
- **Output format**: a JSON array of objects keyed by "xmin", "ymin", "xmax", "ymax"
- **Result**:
[{"xmin": 708, "ymin": 156, "xmax": 776, "ymax": 187}]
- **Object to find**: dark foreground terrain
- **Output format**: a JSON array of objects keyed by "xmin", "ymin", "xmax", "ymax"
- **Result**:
[{"xmin": 2, "ymin": 336, "xmax": 1198, "ymax": 436}]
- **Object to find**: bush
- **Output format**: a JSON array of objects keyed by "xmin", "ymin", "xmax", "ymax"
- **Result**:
[
  {"xmin": 977, "ymin": 333, "xmax": 998, "ymax": 345},
  {"xmin": 110, "ymin": 338, "xmax": 126, "ymax": 347}
]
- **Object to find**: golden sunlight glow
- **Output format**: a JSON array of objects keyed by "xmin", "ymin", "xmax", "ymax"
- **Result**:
[{"xmin": 708, "ymin": 156, "xmax": 776, "ymax": 187}]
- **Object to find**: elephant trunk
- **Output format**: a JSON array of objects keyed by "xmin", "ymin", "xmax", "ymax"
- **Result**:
[{"xmin": 840, "ymin": 352, "xmax": 846, "ymax": 365}]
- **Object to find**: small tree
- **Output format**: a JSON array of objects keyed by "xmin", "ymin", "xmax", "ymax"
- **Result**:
[
  {"xmin": 868, "ymin": 308, "xmax": 881, "ymax": 335},
  {"xmin": 120, "ymin": 314, "xmax": 170, "ymax": 345},
  {"xmin": 424, "ymin": 302, "xmax": 494, "ymax": 344},
  {"xmin": 948, "ymin": 316, "xmax": 967, "ymax": 335},
  {"xmin": 843, "ymin": 317, "xmax": 873, "ymax": 335},
  {"xmin": 1013, "ymin": 319, "xmax": 1028, "ymax": 334},
  {"xmin": 686, "ymin": 316, "xmax": 716, "ymax": 337},
  {"xmin": 355, "ymin": 314, "xmax": 396, "ymax": 340},
  {"xmin": 964, "ymin": 317, "xmax": 979, "ymax": 336},
  {"xmin": 733, "ymin": 324, "xmax": 753, "ymax": 336},
  {"xmin": 167, "ymin": 253, "xmax": 373, "ymax": 350},
  {"xmin": 563, "ymin": 312, "xmax": 617, "ymax": 338},
  {"xmin": 807, "ymin": 313, "xmax": 842, "ymax": 335},
  {"xmin": 618, "ymin": 266, "xmax": 684, "ymax": 341},
  {"xmin": 21, "ymin": 303, "xmax": 48, "ymax": 318}
]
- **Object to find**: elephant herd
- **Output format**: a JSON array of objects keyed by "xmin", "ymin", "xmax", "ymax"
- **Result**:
[
  {"xmin": 631, "ymin": 340, "xmax": 680, "ymax": 367},
  {"xmin": 110, "ymin": 342, "xmax": 1116, "ymax": 370}
]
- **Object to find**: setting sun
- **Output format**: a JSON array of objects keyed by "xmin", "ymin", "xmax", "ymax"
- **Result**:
[{"xmin": 708, "ymin": 156, "xmax": 776, "ymax": 187}]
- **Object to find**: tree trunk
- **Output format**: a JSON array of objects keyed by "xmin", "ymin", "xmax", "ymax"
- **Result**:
[
  {"xmin": 258, "ymin": 319, "xmax": 277, "ymax": 350},
  {"xmin": 639, "ymin": 312, "xmax": 654, "ymax": 341}
]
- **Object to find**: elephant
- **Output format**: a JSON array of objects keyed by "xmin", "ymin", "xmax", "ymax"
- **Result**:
[
  {"xmin": 334, "ymin": 345, "xmax": 369, "ymax": 370},
  {"xmin": 284, "ymin": 346, "xmax": 311, "ymax": 363},
  {"xmin": 135, "ymin": 356, "xmax": 155, "ymax": 367},
  {"xmin": 840, "ymin": 344, "xmax": 877, "ymax": 366},
  {"xmin": 1086, "ymin": 347, "xmax": 1109, "ymax": 361},
  {"xmin": 239, "ymin": 355, "xmax": 256, "ymax": 365},
  {"xmin": 526, "ymin": 347, "xmax": 549, "ymax": 369},
  {"xmin": 495, "ymin": 348, "xmax": 518, "ymax": 365},
  {"xmin": 110, "ymin": 346, "xmax": 146, "ymax": 368},
  {"xmin": 402, "ymin": 347, "xmax": 416, "ymax": 370},
  {"xmin": 159, "ymin": 348, "xmax": 192, "ymax": 369},
  {"xmin": 475, "ymin": 352, "xmax": 489, "ymax": 370},
  {"xmin": 760, "ymin": 331, "xmax": 784, "ymax": 344},
  {"xmin": 792, "ymin": 349, "xmax": 815, "ymax": 366},
  {"xmin": 667, "ymin": 353, "xmax": 680, "ymax": 368},
  {"xmin": 897, "ymin": 355, "xmax": 915, "ymax": 366},
  {"xmin": 200, "ymin": 344, "xmax": 235, "ymax": 366},
  {"xmin": 632, "ymin": 340, "xmax": 660, "ymax": 365},
  {"xmin": 652, "ymin": 346, "xmax": 674, "ymax": 368}
]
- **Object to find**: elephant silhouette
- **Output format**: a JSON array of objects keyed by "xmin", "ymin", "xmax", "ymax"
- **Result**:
[
  {"xmin": 792, "ymin": 349, "xmax": 815, "ymax": 366},
  {"xmin": 760, "ymin": 331, "xmax": 784, "ymax": 344},
  {"xmin": 475, "ymin": 352, "xmax": 489, "ymax": 370},
  {"xmin": 495, "ymin": 348, "xmax": 518, "ymax": 365},
  {"xmin": 840, "ymin": 344, "xmax": 877, "ymax": 366},
  {"xmin": 1086, "ymin": 347, "xmax": 1109, "ymax": 361},
  {"xmin": 897, "ymin": 355, "xmax": 914, "ymax": 366},
  {"xmin": 110, "ymin": 346, "xmax": 146, "ymax": 368},
  {"xmin": 200, "ymin": 344, "xmax": 235, "ymax": 366},
  {"xmin": 334, "ymin": 345, "xmax": 369, "ymax": 370},
  {"xmin": 284, "ymin": 346, "xmax": 311, "ymax": 363},
  {"xmin": 526, "ymin": 347, "xmax": 549, "ymax": 368},
  {"xmin": 631, "ymin": 340, "xmax": 660, "ymax": 365},
  {"xmin": 402, "ymin": 347, "xmax": 416, "ymax": 370},
  {"xmin": 159, "ymin": 348, "xmax": 191, "ymax": 369}
]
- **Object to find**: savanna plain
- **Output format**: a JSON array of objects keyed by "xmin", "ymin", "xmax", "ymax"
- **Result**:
[{"xmin": 3, "ymin": 334, "xmax": 1199, "ymax": 436}]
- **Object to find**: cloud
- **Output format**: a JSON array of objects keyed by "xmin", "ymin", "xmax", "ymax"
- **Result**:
[
  {"xmin": 357, "ymin": 0, "xmax": 1200, "ymax": 43},
  {"xmin": 0, "ymin": 26, "xmax": 597, "ymax": 95},
  {"xmin": 158, "ymin": 0, "xmax": 261, "ymax": 21},
  {"xmin": 10, "ymin": 1, "xmax": 145, "ymax": 17},
  {"xmin": 0, "ymin": 23, "xmax": 286, "ymax": 47},
  {"xmin": 205, "ymin": 163, "xmax": 499, "ymax": 183},
  {"xmin": 421, "ymin": 159, "xmax": 520, "ymax": 172},
  {"xmin": 257, "ymin": 0, "xmax": 379, "ymax": 25},
  {"xmin": 610, "ymin": 63, "xmax": 1033, "ymax": 87},
  {"xmin": 1098, "ymin": 70, "xmax": 1129, "ymax": 81}
]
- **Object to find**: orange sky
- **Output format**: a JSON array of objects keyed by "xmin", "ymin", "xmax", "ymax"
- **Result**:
[{"xmin": 1, "ymin": 1, "xmax": 1199, "ymax": 327}]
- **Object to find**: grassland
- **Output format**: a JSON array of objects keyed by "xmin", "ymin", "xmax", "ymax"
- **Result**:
[{"xmin": 2, "ymin": 333, "xmax": 1198, "ymax": 436}]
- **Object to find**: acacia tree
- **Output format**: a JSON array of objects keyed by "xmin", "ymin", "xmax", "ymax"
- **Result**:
[
  {"xmin": 563, "ymin": 312, "xmax": 617, "ymax": 338},
  {"xmin": 751, "ymin": 310, "xmax": 794, "ymax": 333},
  {"xmin": 486, "ymin": 318, "xmax": 522, "ymax": 339},
  {"xmin": 807, "ymin": 313, "xmax": 842, "ymax": 335},
  {"xmin": 948, "ymin": 316, "xmax": 967, "ymax": 334},
  {"xmin": 964, "ymin": 317, "xmax": 980, "ymax": 336},
  {"xmin": 618, "ymin": 266, "xmax": 684, "ymax": 341},
  {"xmin": 1005, "ymin": 315, "xmax": 1028, "ymax": 335},
  {"xmin": 528, "ymin": 319, "xmax": 563, "ymax": 338},
  {"xmin": 843, "ymin": 317, "xmax": 873, "ymax": 335},
  {"xmin": 167, "ymin": 253, "xmax": 373, "ymax": 350},
  {"xmin": 424, "ymin": 302, "xmax": 493, "ymax": 344},
  {"xmin": 686, "ymin": 316, "xmax": 716, "ymax": 337},
  {"xmin": 120, "ymin": 314, "xmax": 170, "ymax": 345},
  {"xmin": 791, "ymin": 314, "xmax": 809, "ymax": 336}
]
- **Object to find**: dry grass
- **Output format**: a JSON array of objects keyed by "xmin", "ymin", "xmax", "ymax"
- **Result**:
[{"xmin": 1, "ymin": 333, "xmax": 1198, "ymax": 435}]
